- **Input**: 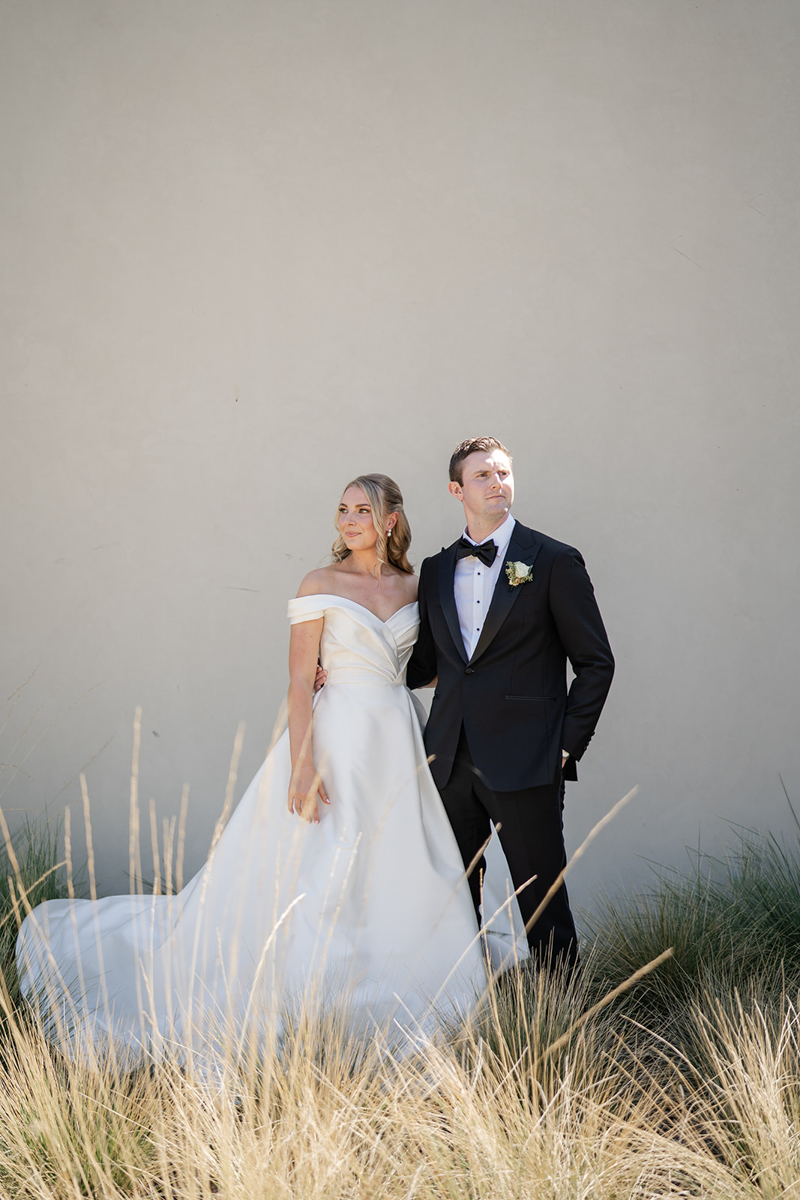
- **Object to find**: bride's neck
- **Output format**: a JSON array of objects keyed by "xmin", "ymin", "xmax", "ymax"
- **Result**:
[{"xmin": 345, "ymin": 548, "xmax": 385, "ymax": 578}]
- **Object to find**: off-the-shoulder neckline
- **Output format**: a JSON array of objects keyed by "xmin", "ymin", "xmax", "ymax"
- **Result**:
[{"xmin": 290, "ymin": 594, "xmax": 418, "ymax": 626}]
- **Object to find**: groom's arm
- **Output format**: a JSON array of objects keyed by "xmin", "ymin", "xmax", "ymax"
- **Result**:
[
  {"xmin": 549, "ymin": 547, "xmax": 614, "ymax": 765},
  {"xmin": 406, "ymin": 558, "xmax": 437, "ymax": 690}
]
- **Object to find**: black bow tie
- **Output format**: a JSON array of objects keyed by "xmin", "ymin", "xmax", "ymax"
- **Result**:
[{"xmin": 455, "ymin": 537, "xmax": 498, "ymax": 567}]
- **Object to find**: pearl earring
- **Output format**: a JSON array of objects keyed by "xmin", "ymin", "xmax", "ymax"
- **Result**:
[{"xmin": 386, "ymin": 528, "xmax": 392, "ymax": 538}]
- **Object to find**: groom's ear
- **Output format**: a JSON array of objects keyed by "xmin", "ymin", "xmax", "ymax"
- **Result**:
[{"xmin": 448, "ymin": 480, "xmax": 463, "ymax": 500}]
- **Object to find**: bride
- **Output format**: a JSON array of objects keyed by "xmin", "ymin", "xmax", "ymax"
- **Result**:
[{"xmin": 16, "ymin": 474, "xmax": 488, "ymax": 1064}]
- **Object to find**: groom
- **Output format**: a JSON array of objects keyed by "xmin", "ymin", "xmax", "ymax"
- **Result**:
[{"xmin": 406, "ymin": 436, "xmax": 614, "ymax": 967}]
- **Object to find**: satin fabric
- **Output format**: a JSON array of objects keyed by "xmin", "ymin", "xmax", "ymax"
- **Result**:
[{"xmin": 16, "ymin": 595, "xmax": 490, "ymax": 1064}]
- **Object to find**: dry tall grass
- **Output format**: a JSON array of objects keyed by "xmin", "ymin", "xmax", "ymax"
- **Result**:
[
  {"xmin": 3, "ymin": 738, "xmax": 800, "ymax": 1197},
  {"xmin": 2, "ymin": 962, "xmax": 800, "ymax": 1199}
]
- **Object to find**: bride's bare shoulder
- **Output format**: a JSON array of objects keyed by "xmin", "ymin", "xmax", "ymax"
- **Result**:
[
  {"xmin": 400, "ymin": 571, "xmax": 419, "ymax": 603},
  {"xmin": 295, "ymin": 566, "xmax": 339, "ymax": 599}
]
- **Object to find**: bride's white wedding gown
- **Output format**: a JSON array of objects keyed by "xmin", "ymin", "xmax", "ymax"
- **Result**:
[{"xmin": 16, "ymin": 596, "xmax": 490, "ymax": 1062}]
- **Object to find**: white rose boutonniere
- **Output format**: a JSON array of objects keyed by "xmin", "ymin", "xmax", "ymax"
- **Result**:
[{"xmin": 505, "ymin": 560, "xmax": 534, "ymax": 587}]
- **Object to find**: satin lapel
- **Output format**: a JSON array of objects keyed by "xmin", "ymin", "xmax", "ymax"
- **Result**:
[
  {"xmin": 438, "ymin": 543, "xmax": 468, "ymax": 663},
  {"xmin": 469, "ymin": 524, "xmax": 543, "ymax": 665}
]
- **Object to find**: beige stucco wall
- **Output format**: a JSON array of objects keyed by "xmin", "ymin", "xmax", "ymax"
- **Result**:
[{"xmin": 2, "ymin": 0, "xmax": 798, "ymax": 919}]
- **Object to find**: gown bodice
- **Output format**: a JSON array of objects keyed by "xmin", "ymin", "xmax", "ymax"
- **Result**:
[{"xmin": 287, "ymin": 595, "xmax": 420, "ymax": 687}]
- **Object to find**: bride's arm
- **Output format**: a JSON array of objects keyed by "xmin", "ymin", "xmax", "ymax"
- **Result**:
[{"xmin": 287, "ymin": 617, "xmax": 329, "ymax": 824}]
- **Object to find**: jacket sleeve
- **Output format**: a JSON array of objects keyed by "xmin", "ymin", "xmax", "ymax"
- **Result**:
[
  {"xmin": 549, "ymin": 547, "xmax": 614, "ymax": 763},
  {"xmin": 406, "ymin": 558, "xmax": 438, "ymax": 690}
]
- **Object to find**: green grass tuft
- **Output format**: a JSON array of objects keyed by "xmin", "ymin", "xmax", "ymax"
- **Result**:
[
  {"xmin": 582, "ymin": 824, "xmax": 800, "ymax": 1043},
  {"xmin": 0, "ymin": 814, "xmax": 75, "ymax": 1007}
]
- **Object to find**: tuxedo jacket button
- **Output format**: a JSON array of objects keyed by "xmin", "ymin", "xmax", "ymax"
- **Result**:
[{"xmin": 464, "ymin": 667, "xmax": 475, "ymax": 674}]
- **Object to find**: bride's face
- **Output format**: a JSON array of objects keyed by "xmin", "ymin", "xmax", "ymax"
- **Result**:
[{"xmin": 338, "ymin": 486, "xmax": 380, "ymax": 552}]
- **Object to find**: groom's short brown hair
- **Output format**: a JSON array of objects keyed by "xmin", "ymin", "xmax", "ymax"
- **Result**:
[{"xmin": 449, "ymin": 436, "xmax": 511, "ymax": 484}]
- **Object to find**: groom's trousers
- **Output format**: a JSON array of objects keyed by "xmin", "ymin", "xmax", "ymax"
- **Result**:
[{"xmin": 438, "ymin": 726, "xmax": 579, "ymax": 969}]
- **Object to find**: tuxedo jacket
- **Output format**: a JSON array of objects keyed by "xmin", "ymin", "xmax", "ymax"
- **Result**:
[{"xmin": 406, "ymin": 521, "xmax": 614, "ymax": 792}]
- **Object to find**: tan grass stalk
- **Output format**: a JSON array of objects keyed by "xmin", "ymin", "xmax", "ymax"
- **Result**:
[{"xmin": 541, "ymin": 946, "xmax": 675, "ymax": 1061}]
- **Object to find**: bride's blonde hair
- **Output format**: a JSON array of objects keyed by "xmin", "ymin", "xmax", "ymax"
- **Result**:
[{"xmin": 331, "ymin": 474, "xmax": 413, "ymax": 575}]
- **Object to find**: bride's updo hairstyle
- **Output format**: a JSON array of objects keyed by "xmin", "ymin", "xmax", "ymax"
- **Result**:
[{"xmin": 332, "ymin": 473, "xmax": 414, "ymax": 575}]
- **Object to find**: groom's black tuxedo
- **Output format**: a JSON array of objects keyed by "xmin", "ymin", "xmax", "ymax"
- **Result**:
[
  {"xmin": 407, "ymin": 521, "xmax": 614, "ymax": 788},
  {"xmin": 406, "ymin": 520, "xmax": 614, "ymax": 964}
]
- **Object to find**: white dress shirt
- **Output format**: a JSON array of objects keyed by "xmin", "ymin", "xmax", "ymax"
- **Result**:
[{"xmin": 454, "ymin": 515, "xmax": 516, "ymax": 661}]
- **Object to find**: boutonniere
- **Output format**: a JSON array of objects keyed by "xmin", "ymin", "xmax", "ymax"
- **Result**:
[{"xmin": 505, "ymin": 560, "xmax": 534, "ymax": 587}]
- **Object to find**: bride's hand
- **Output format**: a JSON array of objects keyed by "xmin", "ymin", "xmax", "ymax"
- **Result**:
[{"xmin": 288, "ymin": 765, "xmax": 330, "ymax": 824}]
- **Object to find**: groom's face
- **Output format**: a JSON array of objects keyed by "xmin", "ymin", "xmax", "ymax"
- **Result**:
[{"xmin": 449, "ymin": 450, "xmax": 514, "ymax": 526}]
